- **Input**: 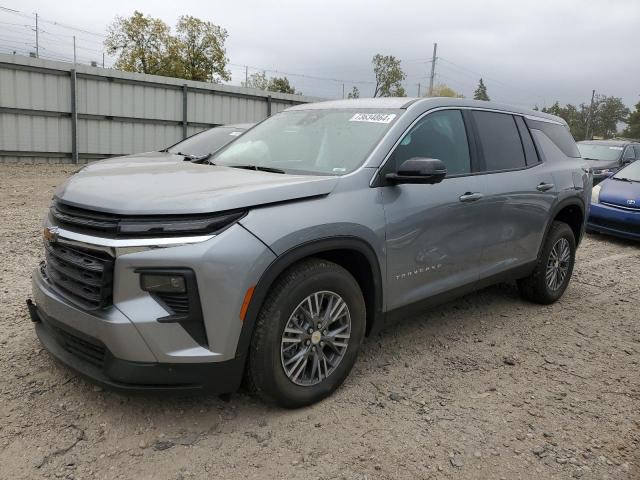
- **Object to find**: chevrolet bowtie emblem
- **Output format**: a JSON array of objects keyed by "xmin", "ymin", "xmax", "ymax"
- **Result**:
[{"xmin": 43, "ymin": 227, "xmax": 59, "ymax": 243}]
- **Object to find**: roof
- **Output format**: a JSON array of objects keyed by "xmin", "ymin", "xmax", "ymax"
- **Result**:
[
  {"xmin": 287, "ymin": 97, "xmax": 417, "ymax": 110},
  {"xmin": 222, "ymin": 123, "xmax": 254, "ymax": 130},
  {"xmin": 578, "ymin": 139, "xmax": 638, "ymax": 146},
  {"xmin": 286, "ymin": 97, "xmax": 564, "ymax": 124}
]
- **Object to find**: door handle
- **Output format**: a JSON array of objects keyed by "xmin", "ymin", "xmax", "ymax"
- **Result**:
[
  {"xmin": 536, "ymin": 182, "xmax": 554, "ymax": 192},
  {"xmin": 459, "ymin": 192, "xmax": 484, "ymax": 202}
]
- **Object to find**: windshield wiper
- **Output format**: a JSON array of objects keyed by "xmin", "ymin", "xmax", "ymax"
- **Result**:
[
  {"xmin": 613, "ymin": 177, "xmax": 635, "ymax": 182},
  {"xmin": 229, "ymin": 164, "xmax": 286, "ymax": 174},
  {"xmin": 173, "ymin": 151, "xmax": 213, "ymax": 163}
]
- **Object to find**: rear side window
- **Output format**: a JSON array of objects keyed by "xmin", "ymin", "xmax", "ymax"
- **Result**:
[
  {"xmin": 471, "ymin": 111, "xmax": 526, "ymax": 171},
  {"xmin": 389, "ymin": 109, "xmax": 471, "ymax": 176},
  {"xmin": 634, "ymin": 145, "xmax": 640, "ymax": 158},
  {"xmin": 514, "ymin": 116, "xmax": 539, "ymax": 165},
  {"xmin": 525, "ymin": 118, "xmax": 580, "ymax": 158}
]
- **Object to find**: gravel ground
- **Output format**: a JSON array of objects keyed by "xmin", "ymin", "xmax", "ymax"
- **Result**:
[{"xmin": 0, "ymin": 164, "xmax": 639, "ymax": 480}]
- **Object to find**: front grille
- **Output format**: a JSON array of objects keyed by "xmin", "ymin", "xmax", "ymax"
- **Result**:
[
  {"xmin": 50, "ymin": 200, "xmax": 245, "ymax": 238},
  {"xmin": 590, "ymin": 217, "xmax": 640, "ymax": 235},
  {"xmin": 51, "ymin": 323, "xmax": 106, "ymax": 367},
  {"xmin": 156, "ymin": 292, "xmax": 190, "ymax": 316},
  {"xmin": 601, "ymin": 201, "xmax": 640, "ymax": 212},
  {"xmin": 44, "ymin": 241, "xmax": 114, "ymax": 310}
]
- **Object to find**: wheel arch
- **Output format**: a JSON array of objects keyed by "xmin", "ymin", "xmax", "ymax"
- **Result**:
[
  {"xmin": 235, "ymin": 236, "xmax": 385, "ymax": 361},
  {"xmin": 540, "ymin": 198, "xmax": 585, "ymax": 258}
]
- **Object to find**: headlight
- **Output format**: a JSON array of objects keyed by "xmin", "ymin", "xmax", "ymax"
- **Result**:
[{"xmin": 591, "ymin": 184, "xmax": 601, "ymax": 204}]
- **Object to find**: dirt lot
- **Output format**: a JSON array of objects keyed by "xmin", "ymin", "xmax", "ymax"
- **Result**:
[{"xmin": 0, "ymin": 164, "xmax": 638, "ymax": 480}]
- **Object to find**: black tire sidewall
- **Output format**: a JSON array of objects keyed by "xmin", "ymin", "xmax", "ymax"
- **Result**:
[
  {"xmin": 257, "ymin": 262, "xmax": 365, "ymax": 407},
  {"xmin": 538, "ymin": 223, "xmax": 576, "ymax": 302}
]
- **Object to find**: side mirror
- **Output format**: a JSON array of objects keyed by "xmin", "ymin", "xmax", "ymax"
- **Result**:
[{"xmin": 385, "ymin": 158, "xmax": 447, "ymax": 185}]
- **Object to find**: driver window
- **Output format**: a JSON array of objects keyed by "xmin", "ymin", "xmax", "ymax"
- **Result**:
[
  {"xmin": 623, "ymin": 146, "xmax": 636, "ymax": 161},
  {"xmin": 389, "ymin": 110, "xmax": 471, "ymax": 176}
]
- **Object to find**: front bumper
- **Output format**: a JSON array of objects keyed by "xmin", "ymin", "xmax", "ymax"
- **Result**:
[
  {"xmin": 30, "ymin": 222, "xmax": 276, "ymax": 392},
  {"xmin": 587, "ymin": 202, "xmax": 640, "ymax": 240},
  {"xmin": 29, "ymin": 300, "xmax": 245, "ymax": 393}
]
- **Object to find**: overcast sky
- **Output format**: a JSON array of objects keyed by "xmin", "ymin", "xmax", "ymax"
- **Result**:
[{"xmin": 2, "ymin": 0, "xmax": 639, "ymax": 109}]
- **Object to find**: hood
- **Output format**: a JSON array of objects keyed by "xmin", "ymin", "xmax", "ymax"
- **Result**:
[
  {"xmin": 599, "ymin": 178, "xmax": 640, "ymax": 208},
  {"xmin": 55, "ymin": 152, "xmax": 339, "ymax": 215},
  {"xmin": 585, "ymin": 159, "xmax": 620, "ymax": 171}
]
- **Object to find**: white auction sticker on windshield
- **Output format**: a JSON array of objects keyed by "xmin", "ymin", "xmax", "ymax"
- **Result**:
[{"xmin": 349, "ymin": 113, "xmax": 396, "ymax": 124}]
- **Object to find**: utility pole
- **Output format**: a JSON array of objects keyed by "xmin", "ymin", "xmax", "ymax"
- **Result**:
[
  {"xmin": 428, "ymin": 43, "xmax": 437, "ymax": 97},
  {"xmin": 73, "ymin": 36, "xmax": 76, "ymax": 65},
  {"xmin": 34, "ymin": 13, "xmax": 39, "ymax": 58},
  {"xmin": 585, "ymin": 89, "xmax": 596, "ymax": 140},
  {"xmin": 342, "ymin": 83, "xmax": 345, "ymax": 99},
  {"xmin": 102, "ymin": 52, "xmax": 105, "ymax": 68},
  {"xmin": 417, "ymin": 83, "xmax": 421, "ymax": 97},
  {"xmin": 244, "ymin": 65, "xmax": 248, "ymax": 86}
]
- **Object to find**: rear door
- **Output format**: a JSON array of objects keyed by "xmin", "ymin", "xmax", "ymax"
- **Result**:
[{"xmin": 469, "ymin": 110, "xmax": 557, "ymax": 278}]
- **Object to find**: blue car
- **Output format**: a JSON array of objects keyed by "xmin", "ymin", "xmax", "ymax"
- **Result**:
[{"xmin": 588, "ymin": 160, "xmax": 640, "ymax": 240}]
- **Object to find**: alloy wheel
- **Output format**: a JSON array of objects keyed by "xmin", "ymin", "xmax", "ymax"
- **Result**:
[
  {"xmin": 545, "ymin": 237, "xmax": 571, "ymax": 291},
  {"xmin": 280, "ymin": 291, "xmax": 351, "ymax": 386}
]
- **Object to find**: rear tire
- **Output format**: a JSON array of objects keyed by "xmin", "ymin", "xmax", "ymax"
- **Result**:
[
  {"xmin": 246, "ymin": 258, "xmax": 365, "ymax": 408},
  {"xmin": 518, "ymin": 221, "xmax": 576, "ymax": 304}
]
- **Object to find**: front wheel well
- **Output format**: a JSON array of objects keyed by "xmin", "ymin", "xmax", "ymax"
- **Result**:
[
  {"xmin": 313, "ymin": 249, "xmax": 378, "ymax": 336},
  {"xmin": 552, "ymin": 204, "xmax": 584, "ymax": 244}
]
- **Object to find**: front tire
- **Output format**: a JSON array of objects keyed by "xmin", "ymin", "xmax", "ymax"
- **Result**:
[
  {"xmin": 246, "ymin": 258, "xmax": 366, "ymax": 408},
  {"xmin": 518, "ymin": 221, "xmax": 576, "ymax": 304}
]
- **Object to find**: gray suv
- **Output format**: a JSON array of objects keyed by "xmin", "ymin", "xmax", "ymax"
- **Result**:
[
  {"xmin": 578, "ymin": 139, "xmax": 640, "ymax": 184},
  {"xmin": 28, "ymin": 98, "xmax": 591, "ymax": 407}
]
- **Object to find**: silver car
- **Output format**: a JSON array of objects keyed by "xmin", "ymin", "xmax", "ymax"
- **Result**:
[{"xmin": 28, "ymin": 98, "xmax": 591, "ymax": 407}]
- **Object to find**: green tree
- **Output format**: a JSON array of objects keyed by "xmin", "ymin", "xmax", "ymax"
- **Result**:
[
  {"xmin": 473, "ymin": 78, "xmax": 490, "ymax": 101},
  {"xmin": 372, "ymin": 54, "xmax": 406, "ymax": 97},
  {"xmin": 429, "ymin": 83, "xmax": 464, "ymax": 98},
  {"xmin": 542, "ymin": 95, "xmax": 629, "ymax": 140},
  {"xmin": 347, "ymin": 86, "xmax": 360, "ymax": 99},
  {"xmin": 105, "ymin": 11, "xmax": 230, "ymax": 82},
  {"xmin": 171, "ymin": 15, "xmax": 230, "ymax": 82},
  {"xmin": 105, "ymin": 11, "xmax": 172, "ymax": 75},
  {"xmin": 593, "ymin": 95, "xmax": 629, "ymax": 139},
  {"xmin": 242, "ymin": 71, "xmax": 269, "ymax": 90},
  {"xmin": 268, "ymin": 76, "xmax": 297, "ymax": 94},
  {"xmin": 623, "ymin": 102, "xmax": 640, "ymax": 139}
]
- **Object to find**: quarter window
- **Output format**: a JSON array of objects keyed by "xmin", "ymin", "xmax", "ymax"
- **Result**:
[
  {"xmin": 389, "ymin": 110, "xmax": 471, "ymax": 176},
  {"xmin": 472, "ymin": 111, "xmax": 526, "ymax": 171}
]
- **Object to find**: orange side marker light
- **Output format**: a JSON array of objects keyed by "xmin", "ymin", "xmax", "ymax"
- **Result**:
[{"xmin": 240, "ymin": 286, "xmax": 256, "ymax": 321}]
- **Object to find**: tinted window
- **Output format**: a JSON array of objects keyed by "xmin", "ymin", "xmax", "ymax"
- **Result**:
[
  {"xmin": 622, "ymin": 146, "xmax": 636, "ymax": 161},
  {"xmin": 389, "ymin": 110, "xmax": 471, "ymax": 176},
  {"xmin": 526, "ymin": 118, "xmax": 580, "ymax": 158},
  {"xmin": 514, "ymin": 115, "xmax": 539, "ymax": 165},
  {"xmin": 634, "ymin": 145, "xmax": 640, "ymax": 158},
  {"xmin": 472, "ymin": 111, "xmax": 526, "ymax": 171}
]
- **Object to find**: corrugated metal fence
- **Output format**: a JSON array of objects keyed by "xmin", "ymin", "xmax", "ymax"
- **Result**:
[{"xmin": 0, "ymin": 54, "xmax": 318, "ymax": 164}]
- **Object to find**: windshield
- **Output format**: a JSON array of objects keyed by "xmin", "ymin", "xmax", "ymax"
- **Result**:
[
  {"xmin": 168, "ymin": 126, "xmax": 247, "ymax": 157},
  {"xmin": 577, "ymin": 144, "xmax": 623, "ymax": 162},
  {"xmin": 210, "ymin": 109, "xmax": 402, "ymax": 175},
  {"xmin": 614, "ymin": 160, "xmax": 640, "ymax": 181}
]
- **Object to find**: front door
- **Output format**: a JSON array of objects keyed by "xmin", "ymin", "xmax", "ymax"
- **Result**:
[{"xmin": 380, "ymin": 109, "xmax": 486, "ymax": 311}]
